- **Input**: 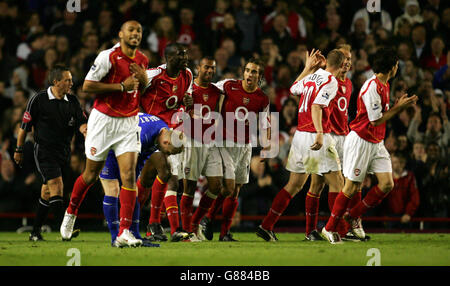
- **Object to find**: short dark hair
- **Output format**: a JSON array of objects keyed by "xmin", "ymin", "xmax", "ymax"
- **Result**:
[
  {"xmin": 372, "ymin": 47, "xmax": 398, "ymax": 74},
  {"xmin": 326, "ymin": 49, "xmax": 345, "ymax": 68},
  {"xmin": 48, "ymin": 64, "xmax": 70, "ymax": 84},
  {"xmin": 164, "ymin": 43, "xmax": 186, "ymax": 62}
]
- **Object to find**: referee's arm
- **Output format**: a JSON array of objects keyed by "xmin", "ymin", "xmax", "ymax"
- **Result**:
[{"xmin": 14, "ymin": 94, "xmax": 38, "ymax": 166}]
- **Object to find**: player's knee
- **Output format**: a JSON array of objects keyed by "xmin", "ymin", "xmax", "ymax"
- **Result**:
[
  {"xmin": 120, "ymin": 168, "xmax": 136, "ymax": 186},
  {"xmin": 157, "ymin": 170, "xmax": 170, "ymax": 184},
  {"xmin": 167, "ymin": 175, "xmax": 179, "ymax": 190},
  {"xmin": 208, "ymin": 180, "xmax": 223, "ymax": 195}
]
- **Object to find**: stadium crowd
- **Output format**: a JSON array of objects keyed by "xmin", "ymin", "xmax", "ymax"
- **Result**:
[{"xmin": 0, "ymin": 0, "xmax": 449, "ymax": 231}]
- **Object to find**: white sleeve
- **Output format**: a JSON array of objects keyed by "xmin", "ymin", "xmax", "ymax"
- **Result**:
[
  {"xmin": 260, "ymin": 103, "xmax": 271, "ymax": 129},
  {"xmin": 212, "ymin": 79, "xmax": 234, "ymax": 93},
  {"xmin": 145, "ymin": 68, "xmax": 163, "ymax": 89},
  {"xmin": 85, "ymin": 50, "xmax": 112, "ymax": 82},
  {"xmin": 290, "ymin": 79, "xmax": 304, "ymax": 96},
  {"xmin": 313, "ymin": 78, "xmax": 338, "ymax": 107},
  {"xmin": 362, "ymin": 81, "xmax": 383, "ymax": 122},
  {"xmin": 186, "ymin": 68, "xmax": 193, "ymax": 95}
]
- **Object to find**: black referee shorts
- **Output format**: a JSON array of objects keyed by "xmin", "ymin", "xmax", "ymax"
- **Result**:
[{"xmin": 33, "ymin": 143, "xmax": 70, "ymax": 184}]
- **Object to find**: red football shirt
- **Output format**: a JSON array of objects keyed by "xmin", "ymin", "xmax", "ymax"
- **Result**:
[
  {"xmin": 140, "ymin": 64, "xmax": 193, "ymax": 128},
  {"xmin": 290, "ymin": 68, "xmax": 338, "ymax": 134},
  {"xmin": 214, "ymin": 79, "xmax": 270, "ymax": 144},
  {"xmin": 349, "ymin": 75, "xmax": 390, "ymax": 143},
  {"xmin": 184, "ymin": 82, "xmax": 221, "ymax": 143},
  {"xmin": 329, "ymin": 77, "xmax": 352, "ymax": 135},
  {"xmin": 85, "ymin": 43, "xmax": 149, "ymax": 117}
]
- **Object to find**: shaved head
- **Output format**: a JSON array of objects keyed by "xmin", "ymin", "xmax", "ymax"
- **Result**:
[{"xmin": 121, "ymin": 20, "xmax": 142, "ymax": 31}]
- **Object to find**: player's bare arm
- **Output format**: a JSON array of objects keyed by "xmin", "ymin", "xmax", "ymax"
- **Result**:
[
  {"xmin": 371, "ymin": 93, "xmax": 418, "ymax": 127},
  {"xmin": 310, "ymin": 104, "xmax": 324, "ymax": 150},
  {"xmin": 83, "ymin": 74, "xmax": 139, "ymax": 94},
  {"xmin": 294, "ymin": 49, "xmax": 325, "ymax": 83}
]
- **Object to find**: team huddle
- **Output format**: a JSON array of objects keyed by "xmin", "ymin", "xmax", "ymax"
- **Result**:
[{"xmin": 15, "ymin": 20, "xmax": 417, "ymax": 247}]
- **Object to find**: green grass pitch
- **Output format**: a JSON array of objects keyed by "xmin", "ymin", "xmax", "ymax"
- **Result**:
[{"xmin": 0, "ymin": 232, "xmax": 449, "ymax": 266}]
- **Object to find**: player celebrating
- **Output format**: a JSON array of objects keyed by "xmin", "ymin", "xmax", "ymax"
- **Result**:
[
  {"xmin": 178, "ymin": 57, "xmax": 223, "ymax": 241},
  {"xmin": 256, "ymin": 49, "xmax": 345, "ymax": 242},
  {"xmin": 304, "ymin": 44, "xmax": 365, "ymax": 241},
  {"xmin": 204, "ymin": 58, "xmax": 271, "ymax": 241},
  {"xmin": 99, "ymin": 113, "xmax": 183, "ymax": 247},
  {"xmin": 135, "ymin": 43, "xmax": 193, "ymax": 242},
  {"xmin": 322, "ymin": 47, "xmax": 418, "ymax": 244},
  {"xmin": 60, "ymin": 21, "xmax": 148, "ymax": 248}
]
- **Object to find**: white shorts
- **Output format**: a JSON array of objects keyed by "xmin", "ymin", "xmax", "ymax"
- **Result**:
[
  {"xmin": 286, "ymin": 131, "xmax": 341, "ymax": 175},
  {"xmin": 219, "ymin": 144, "xmax": 252, "ymax": 185},
  {"xmin": 180, "ymin": 141, "xmax": 223, "ymax": 180},
  {"xmin": 330, "ymin": 133, "xmax": 346, "ymax": 163},
  {"xmin": 342, "ymin": 131, "xmax": 392, "ymax": 183},
  {"xmin": 85, "ymin": 108, "xmax": 141, "ymax": 161},
  {"xmin": 168, "ymin": 153, "xmax": 182, "ymax": 177}
]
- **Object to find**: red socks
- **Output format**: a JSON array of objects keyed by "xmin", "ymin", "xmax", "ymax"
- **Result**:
[
  {"xmin": 349, "ymin": 186, "xmax": 385, "ymax": 219},
  {"xmin": 118, "ymin": 187, "xmax": 137, "ymax": 236},
  {"xmin": 325, "ymin": 191, "xmax": 351, "ymax": 232},
  {"xmin": 67, "ymin": 175, "xmax": 93, "ymax": 216},
  {"xmin": 207, "ymin": 192, "xmax": 225, "ymax": 220},
  {"xmin": 149, "ymin": 176, "xmax": 167, "ymax": 225},
  {"xmin": 220, "ymin": 197, "xmax": 238, "ymax": 237},
  {"xmin": 164, "ymin": 191, "xmax": 180, "ymax": 234},
  {"xmin": 191, "ymin": 191, "xmax": 216, "ymax": 231},
  {"xmin": 261, "ymin": 188, "xmax": 292, "ymax": 231},
  {"xmin": 305, "ymin": 192, "xmax": 320, "ymax": 235},
  {"xmin": 180, "ymin": 194, "xmax": 194, "ymax": 232}
]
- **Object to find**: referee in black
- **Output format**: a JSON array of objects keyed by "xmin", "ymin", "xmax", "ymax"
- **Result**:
[{"xmin": 14, "ymin": 65, "xmax": 87, "ymax": 241}]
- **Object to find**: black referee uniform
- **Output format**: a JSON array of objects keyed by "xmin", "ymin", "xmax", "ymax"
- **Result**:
[{"xmin": 21, "ymin": 86, "xmax": 87, "ymax": 183}]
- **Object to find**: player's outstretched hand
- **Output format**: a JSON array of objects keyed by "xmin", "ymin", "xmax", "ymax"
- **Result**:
[
  {"xmin": 396, "ymin": 93, "xmax": 418, "ymax": 109},
  {"xmin": 310, "ymin": 133, "xmax": 323, "ymax": 151},
  {"xmin": 122, "ymin": 73, "xmax": 139, "ymax": 91},
  {"xmin": 129, "ymin": 63, "xmax": 148, "ymax": 87}
]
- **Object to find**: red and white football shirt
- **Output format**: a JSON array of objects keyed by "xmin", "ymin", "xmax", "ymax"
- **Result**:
[
  {"xmin": 329, "ymin": 77, "xmax": 352, "ymax": 135},
  {"xmin": 184, "ymin": 82, "xmax": 221, "ymax": 143},
  {"xmin": 214, "ymin": 79, "xmax": 270, "ymax": 144},
  {"xmin": 85, "ymin": 43, "xmax": 149, "ymax": 117},
  {"xmin": 140, "ymin": 64, "xmax": 193, "ymax": 127},
  {"xmin": 349, "ymin": 75, "xmax": 390, "ymax": 143},
  {"xmin": 290, "ymin": 68, "xmax": 338, "ymax": 134}
]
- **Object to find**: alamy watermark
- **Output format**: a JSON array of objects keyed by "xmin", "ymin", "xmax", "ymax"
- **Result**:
[
  {"xmin": 66, "ymin": 248, "xmax": 81, "ymax": 266},
  {"xmin": 366, "ymin": 248, "xmax": 381, "ymax": 266},
  {"xmin": 66, "ymin": 0, "xmax": 81, "ymax": 13},
  {"xmin": 366, "ymin": 0, "xmax": 381, "ymax": 13}
]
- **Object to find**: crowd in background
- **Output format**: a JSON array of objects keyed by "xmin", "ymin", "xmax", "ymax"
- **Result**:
[{"xmin": 0, "ymin": 0, "xmax": 449, "ymax": 231}]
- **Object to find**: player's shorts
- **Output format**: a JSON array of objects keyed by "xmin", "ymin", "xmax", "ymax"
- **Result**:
[
  {"xmin": 219, "ymin": 143, "xmax": 252, "ymax": 185},
  {"xmin": 342, "ymin": 131, "xmax": 392, "ymax": 183},
  {"xmin": 180, "ymin": 141, "xmax": 223, "ymax": 180},
  {"xmin": 84, "ymin": 108, "xmax": 141, "ymax": 162},
  {"xmin": 99, "ymin": 149, "xmax": 151, "ymax": 182},
  {"xmin": 286, "ymin": 131, "xmax": 341, "ymax": 175},
  {"xmin": 33, "ymin": 143, "xmax": 70, "ymax": 184},
  {"xmin": 330, "ymin": 133, "xmax": 346, "ymax": 163},
  {"xmin": 168, "ymin": 152, "xmax": 183, "ymax": 177}
]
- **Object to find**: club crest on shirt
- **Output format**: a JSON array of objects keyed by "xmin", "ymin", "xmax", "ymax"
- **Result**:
[
  {"xmin": 202, "ymin": 93, "xmax": 209, "ymax": 102},
  {"xmin": 172, "ymin": 85, "xmax": 178, "ymax": 93},
  {"xmin": 184, "ymin": 167, "xmax": 190, "ymax": 175},
  {"xmin": 68, "ymin": 117, "xmax": 74, "ymax": 127},
  {"xmin": 23, "ymin": 111, "xmax": 32, "ymax": 123},
  {"xmin": 90, "ymin": 147, "xmax": 97, "ymax": 156},
  {"xmin": 341, "ymin": 85, "xmax": 346, "ymax": 94},
  {"xmin": 243, "ymin": 97, "xmax": 250, "ymax": 105}
]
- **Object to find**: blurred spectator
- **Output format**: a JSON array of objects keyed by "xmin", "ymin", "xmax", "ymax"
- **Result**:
[
  {"xmin": 205, "ymin": 0, "xmax": 229, "ymax": 32},
  {"xmin": 408, "ymin": 105, "xmax": 449, "ymax": 154},
  {"xmin": 422, "ymin": 35, "xmax": 447, "ymax": 71},
  {"xmin": 393, "ymin": 0, "xmax": 423, "ymax": 32},
  {"xmin": 220, "ymin": 38, "xmax": 242, "ymax": 70},
  {"xmin": 381, "ymin": 152, "xmax": 420, "ymax": 228},
  {"xmin": 279, "ymin": 97, "xmax": 297, "ymax": 133},
  {"xmin": 147, "ymin": 16, "xmax": 176, "ymax": 58},
  {"xmin": 433, "ymin": 50, "xmax": 450, "ymax": 92},
  {"xmin": 268, "ymin": 13, "xmax": 295, "ymax": 59},
  {"xmin": 410, "ymin": 23, "xmax": 429, "ymax": 64},
  {"xmin": 263, "ymin": 0, "xmax": 307, "ymax": 43},
  {"xmin": 50, "ymin": 10, "xmax": 82, "ymax": 50},
  {"xmin": 177, "ymin": 6, "xmax": 196, "ymax": 46},
  {"xmin": 213, "ymin": 47, "xmax": 231, "ymax": 81},
  {"xmin": 235, "ymin": 0, "xmax": 261, "ymax": 57},
  {"xmin": 212, "ymin": 13, "xmax": 243, "ymax": 56},
  {"xmin": 417, "ymin": 142, "xmax": 449, "ymax": 222},
  {"xmin": 351, "ymin": 0, "xmax": 393, "ymax": 34}
]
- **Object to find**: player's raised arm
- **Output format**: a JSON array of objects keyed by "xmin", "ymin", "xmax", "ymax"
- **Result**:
[{"xmin": 294, "ymin": 48, "xmax": 326, "ymax": 83}]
